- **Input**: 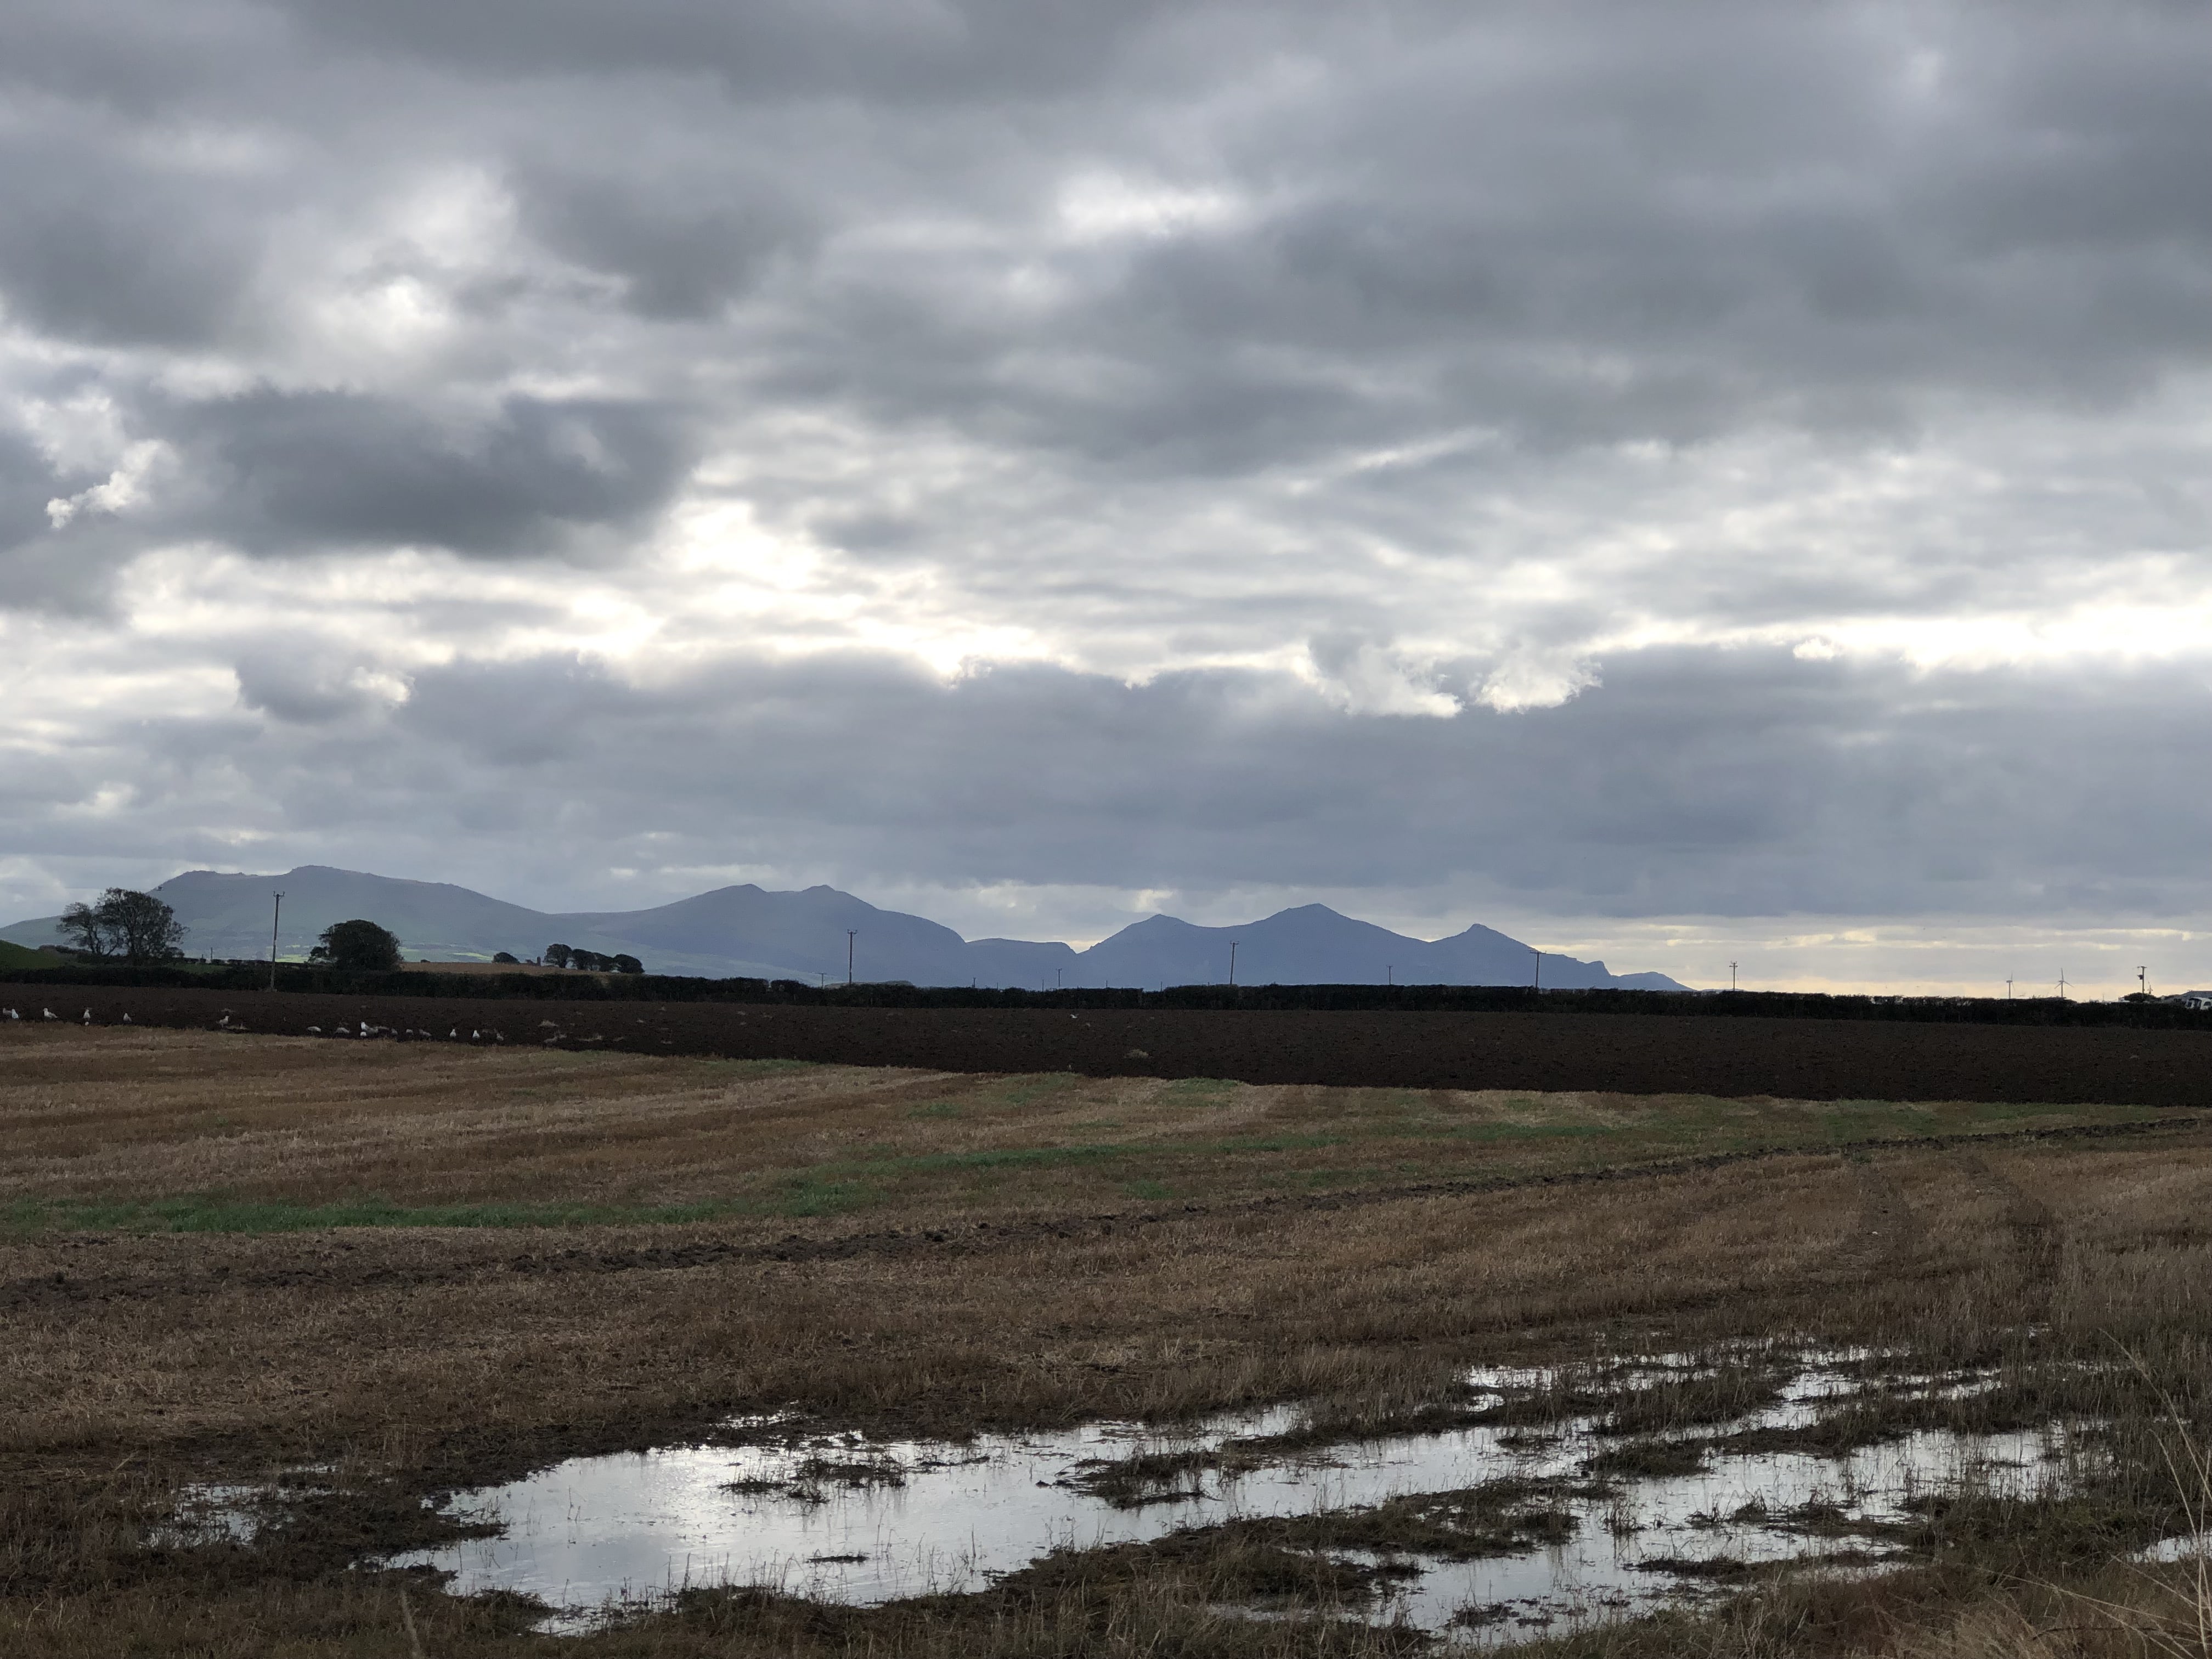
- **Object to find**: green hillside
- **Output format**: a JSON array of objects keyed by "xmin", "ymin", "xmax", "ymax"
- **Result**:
[{"xmin": 0, "ymin": 939, "xmax": 61, "ymax": 972}]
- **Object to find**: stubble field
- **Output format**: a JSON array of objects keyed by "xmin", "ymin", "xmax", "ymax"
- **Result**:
[{"xmin": 3, "ymin": 1022, "xmax": 2211, "ymax": 1656}]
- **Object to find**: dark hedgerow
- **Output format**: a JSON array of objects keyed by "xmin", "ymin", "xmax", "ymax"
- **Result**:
[{"xmin": 0, "ymin": 959, "xmax": 2207, "ymax": 1029}]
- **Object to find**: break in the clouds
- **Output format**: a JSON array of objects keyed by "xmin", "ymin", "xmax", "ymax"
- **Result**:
[{"xmin": 1, "ymin": 0, "xmax": 2208, "ymax": 992}]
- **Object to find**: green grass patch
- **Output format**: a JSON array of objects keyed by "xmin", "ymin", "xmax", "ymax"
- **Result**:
[
  {"xmin": 1926, "ymin": 1097, "xmax": 2102, "ymax": 1122},
  {"xmin": 1817, "ymin": 1105, "xmax": 1934, "ymax": 1141},
  {"xmin": 775, "ymin": 1131, "xmax": 1355, "ymax": 1192},
  {"xmin": 4, "ymin": 1160, "xmax": 915, "ymax": 1232},
  {"xmin": 907, "ymin": 1102, "xmax": 963, "ymax": 1119},
  {"xmin": 697, "ymin": 1057, "xmax": 819, "ymax": 1078},
  {"xmin": 1437, "ymin": 1120, "xmax": 1620, "ymax": 1144},
  {"xmin": 0, "ymin": 939, "xmax": 63, "ymax": 972},
  {"xmin": 1159, "ymin": 1076, "xmax": 1239, "ymax": 1102},
  {"xmin": 856, "ymin": 1142, "xmax": 1138, "ymax": 1174},
  {"xmin": 991, "ymin": 1074, "xmax": 1082, "ymax": 1108},
  {"xmin": 773, "ymin": 1176, "xmax": 884, "ymax": 1218},
  {"xmin": 1813, "ymin": 1099, "xmax": 2152, "ymax": 1146},
  {"xmin": 1202, "ymin": 1131, "xmax": 1348, "ymax": 1154}
]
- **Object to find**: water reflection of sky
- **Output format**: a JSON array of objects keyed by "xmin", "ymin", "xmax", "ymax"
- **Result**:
[{"xmin": 379, "ymin": 1354, "xmax": 2073, "ymax": 1640}]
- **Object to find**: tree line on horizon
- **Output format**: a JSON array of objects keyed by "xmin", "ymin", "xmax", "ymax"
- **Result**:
[
  {"xmin": 544, "ymin": 943, "xmax": 644, "ymax": 974},
  {"xmin": 52, "ymin": 889, "xmax": 649, "ymax": 975},
  {"xmin": 59, "ymin": 888, "xmax": 410, "ymax": 972}
]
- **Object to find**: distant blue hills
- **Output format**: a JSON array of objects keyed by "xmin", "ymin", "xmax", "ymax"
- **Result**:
[{"xmin": 1, "ymin": 865, "xmax": 1690, "ymax": 991}]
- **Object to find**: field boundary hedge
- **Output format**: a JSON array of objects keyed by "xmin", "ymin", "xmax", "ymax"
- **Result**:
[{"xmin": 2, "ymin": 963, "xmax": 2208, "ymax": 1028}]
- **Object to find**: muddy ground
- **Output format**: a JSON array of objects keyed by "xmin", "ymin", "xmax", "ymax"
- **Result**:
[{"xmin": 4, "ymin": 980, "xmax": 2208, "ymax": 1103}]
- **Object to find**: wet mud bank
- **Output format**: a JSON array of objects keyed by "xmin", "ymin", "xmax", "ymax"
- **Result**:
[{"xmin": 8, "ymin": 983, "xmax": 2210, "ymax": 1103}]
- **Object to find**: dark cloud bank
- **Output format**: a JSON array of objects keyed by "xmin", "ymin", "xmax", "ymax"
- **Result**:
[{"xmin": 4, "ymin": 648, "xmax": 2203, "ymax": 935}]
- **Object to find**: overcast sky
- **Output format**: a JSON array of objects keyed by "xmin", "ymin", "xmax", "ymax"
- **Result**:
[{"xmin": 3, "ymin": 0, "xmax": 2208, "ymax": 993}]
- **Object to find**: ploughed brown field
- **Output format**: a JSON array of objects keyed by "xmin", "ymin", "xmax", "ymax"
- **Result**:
[
  {"xmin": 4, "ymin": 1021, "xmax": 2210, "ymax": 1657},
  {"xmin": 5, "ymin": 981, "xmax": 2211, "ymax": 1104}
]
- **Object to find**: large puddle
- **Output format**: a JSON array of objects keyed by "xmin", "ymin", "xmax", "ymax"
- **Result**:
[{"xmin": 363, "ymin": 1349, "xmax": 2080, "ymax": 1640}]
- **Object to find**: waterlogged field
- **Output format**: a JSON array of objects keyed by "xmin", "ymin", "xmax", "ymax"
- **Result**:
[{"xmin": 3, "ymin": 1024, "xmax": 2210, "ymax": 1657}]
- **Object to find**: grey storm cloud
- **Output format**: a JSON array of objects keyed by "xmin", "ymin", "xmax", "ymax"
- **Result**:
[
  {"xmin": 27, "ymin": 646, "xmax": 2149, "ymax": 923},
  {"xmin": 147, "ymin": 390, "xmax": 696, "ymax": 557},
  {"xmin": 0, "ymin": 426, "xmax": 69, "ymax": 555},
  {"xmin": 232, "ymin": 640, "xmax": 394, "ymax": 725},
  {"xmin": 0, "ymin": 150, "xmax": 252, "ymax": 350},
  {"xmin": 0, "ymin": 0, "xmax": 2208, "ymax": 979},
  {"xmin": 274, "ymin": 0, "xmax": 1187, "ymax": 101},
  {"xmin": 8, "ymin": 641, "xmax": 2208, "ymax": 943},
  {"xmin": 510, "ymin": 163, "xmax": 815, "ymax": 321},
  {"xmin": 0, "ymin": 1, "xmax": 2203, "ymax": 574},
  {"xmin": 7, "ymin": 3, "xmax": 2207, "ymax": 430}
]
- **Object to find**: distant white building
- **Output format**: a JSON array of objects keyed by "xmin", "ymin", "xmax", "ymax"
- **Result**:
[{"xmin": 2169, "ymin": 990, "xmax": 2212, "ymax": 1011}]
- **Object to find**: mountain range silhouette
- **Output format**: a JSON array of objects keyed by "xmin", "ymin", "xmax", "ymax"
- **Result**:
[{"xmin": 1, "ymin": 866, "xmax": 1689, "ymax": 990}]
